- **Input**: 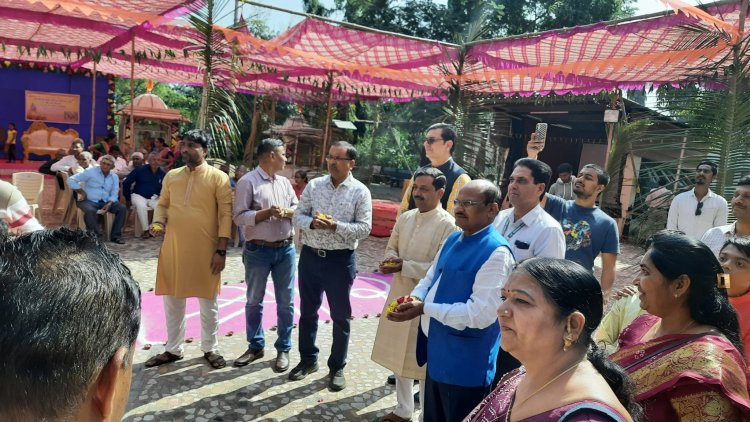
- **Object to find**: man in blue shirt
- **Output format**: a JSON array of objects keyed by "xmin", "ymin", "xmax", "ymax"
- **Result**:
[
  {"xmin": 123, "ymin": 152, "xmax": 165, "ymax": 238},
  {"xmin": 546, "ymin": 164, "xmax": 619, "ymax": 299},
  {"xmin": 69, "ymin": 155, "xmax": 127, "ymax": 244}
]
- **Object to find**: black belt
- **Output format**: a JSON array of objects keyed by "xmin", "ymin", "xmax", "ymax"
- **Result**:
[
  {"xmin": 248, "ymin": 238, "xmax": 293, "ymax": 248},
  {"xmin": 303, "ymin": 245, "xmax": 352, "ymax": 258}
]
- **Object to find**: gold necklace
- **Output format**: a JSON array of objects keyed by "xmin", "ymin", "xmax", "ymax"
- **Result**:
[{"xmin": 505, "ymin": 361, "xmax": 583, "ymax": 422}]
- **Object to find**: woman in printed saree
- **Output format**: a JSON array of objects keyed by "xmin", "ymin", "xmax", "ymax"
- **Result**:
[
  {"xmin": 611, "ymin": 230, "xmax": 750, "ymax": 421},
  {"xmin": 465, "ymin": 258, "xmax": 640, "ymax": 422}
]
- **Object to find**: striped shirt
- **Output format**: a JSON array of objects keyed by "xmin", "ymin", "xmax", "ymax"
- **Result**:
[{"xmin": 0, "ymin": 180, "xmax": 43, "ymax": 234}]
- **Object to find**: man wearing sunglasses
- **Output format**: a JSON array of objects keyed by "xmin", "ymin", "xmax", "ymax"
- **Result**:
[
  {"xmin": 667, "ymin": 161, "xmax": 727, "ymax": 239},
  {"xmin": 398, "ymin": 123, "xmax": 471, "ymax": 217}
]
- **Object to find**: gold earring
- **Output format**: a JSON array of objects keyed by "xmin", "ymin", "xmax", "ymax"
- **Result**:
[{"xmin": 563, "ymin": 335, "xmax": 573, "ymax": 352}]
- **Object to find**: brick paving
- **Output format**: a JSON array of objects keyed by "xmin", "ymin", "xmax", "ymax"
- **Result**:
[{"xmin": 17, "ymin": 174, "xmax": 646, "ymax": 421}]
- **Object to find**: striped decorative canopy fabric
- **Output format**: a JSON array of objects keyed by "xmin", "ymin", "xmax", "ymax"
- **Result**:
[{"xmin": 0, "ymin": 0, "xmax": 746, "ymax": 102}]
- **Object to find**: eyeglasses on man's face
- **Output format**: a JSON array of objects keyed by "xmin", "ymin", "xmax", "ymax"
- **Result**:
[
  {"xmin": 695, "ymin": 201, "xmax": 704, "ymax": 216},
  {"xmin": 453, "ymin": 199, "xmax": 487, "ymax": 209},
  {"xmin": 326, "ymin": 155, "xmax": 352, "ymax": 162},
  {"xmin": 423, "ymin": 137, "xmax": 445, "ymax": 145}
]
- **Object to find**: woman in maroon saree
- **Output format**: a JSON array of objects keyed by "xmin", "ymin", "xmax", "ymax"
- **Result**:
[
  {"xmin": 610, "ymin": 231, "xmax": 750, "ymax": 421},
  {"xmin": 464, "ymin": 258, "xmax": 640, "ymax": 422}
]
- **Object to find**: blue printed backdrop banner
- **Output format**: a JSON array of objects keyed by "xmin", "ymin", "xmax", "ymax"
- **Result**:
[{"xmin": 0, "ymin": 67, "xmax": 109, "ymax": 158}]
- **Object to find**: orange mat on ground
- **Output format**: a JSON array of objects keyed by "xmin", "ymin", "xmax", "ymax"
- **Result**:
[{"xmin": 371, "ymin": 199, "xmax": 399, "ymax": 237}]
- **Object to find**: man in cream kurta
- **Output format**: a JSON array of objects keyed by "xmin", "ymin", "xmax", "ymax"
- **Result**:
[
  {"xmin": 372, "ymin": 168, "xmax": 457, "ymax": 422},
  {"xmin": 145, "ymin": 129, "xmax": 233, "ymax": 370}
]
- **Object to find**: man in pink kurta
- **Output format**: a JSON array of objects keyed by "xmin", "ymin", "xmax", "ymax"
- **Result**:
[{"xmin": 145, "ymin": 129, "xmax": 233, "ymax": 369}]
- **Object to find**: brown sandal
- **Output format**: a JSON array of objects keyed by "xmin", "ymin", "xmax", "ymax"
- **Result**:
[
  {"xmin": 144, "ymin": 351, "xmax": 183, "ymax": 368},
  {"xmin": 375, "ymin": 413, "xmax": 411, "ymax": 422},
  {"xmin": 203, "ymin": 352, "xmax": 227, "ymax": 369}
]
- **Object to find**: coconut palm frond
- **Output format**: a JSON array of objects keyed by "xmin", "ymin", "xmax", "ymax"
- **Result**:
[
  {"xmin": 607, "ymin": 32, "xmax": 750, "ymax": 246},
  {"xmin": 438, "ymin": 7, "xmax": 505, "ymax": 180},
  {"xmin": 186, "ymin": 0, "xmax": 249, "ymax": 161}
]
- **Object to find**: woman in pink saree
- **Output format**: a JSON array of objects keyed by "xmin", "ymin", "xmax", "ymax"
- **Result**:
[
  {"xmin": 465, "ymin": 258, "xmax": 640, "ymax": 422},
  {"xmin": 611, "ymin": 231, "xmax": 750, "ymax": 421}
]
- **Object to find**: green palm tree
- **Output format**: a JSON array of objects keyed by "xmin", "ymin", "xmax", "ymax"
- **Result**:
[
  {"xmin": 187, "ymin": 0, "xmax": 249, "ymax": 161},
  {"xmin": 602, "ymin": 12, "xmax": 750, "ymax": 245}
]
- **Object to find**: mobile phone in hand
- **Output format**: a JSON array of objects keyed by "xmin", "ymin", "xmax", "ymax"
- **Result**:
[{"xmin": 535, "ymin": 123, "xmax": 548, "ymax": 148}]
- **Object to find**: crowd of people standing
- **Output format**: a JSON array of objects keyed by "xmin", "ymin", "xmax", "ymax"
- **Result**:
[{"xmin": 1, "ymin": 123, "xmax": 750, "ymax": 421}]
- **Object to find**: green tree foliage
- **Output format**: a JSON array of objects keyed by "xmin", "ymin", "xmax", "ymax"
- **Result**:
[
  {"xmin": 328, "ymin": 0, "xmax": 634, "ymax": 41},
  {"xmin": 114, "ymin": 79, "xmax": 200, "ymax": 126},
  {"xmin": 499, "ymin": 0, "xmax": 635, "ymax": 36}
]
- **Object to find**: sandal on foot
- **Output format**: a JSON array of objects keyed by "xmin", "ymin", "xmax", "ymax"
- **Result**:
[
  {"xmin": 375, "ymin": 413, "xmax": 411, "ymax": 422},
  {"xmin": 204, "ymin": 352, "xmax": 226, "ymax": 369},
  {"xmin": 144, "ymin": 351, "xmax": 183, "ymax": 368}
]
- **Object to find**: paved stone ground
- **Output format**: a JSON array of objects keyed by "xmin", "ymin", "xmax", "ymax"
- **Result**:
[{"xmin": 15, "ymin": 174, "xmax": 646, "ymax": 421}]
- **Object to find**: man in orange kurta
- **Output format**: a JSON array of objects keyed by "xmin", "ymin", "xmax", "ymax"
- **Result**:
[{"xmin": 144, "ymin": 129, "xmax": 233, "ymax": 369}]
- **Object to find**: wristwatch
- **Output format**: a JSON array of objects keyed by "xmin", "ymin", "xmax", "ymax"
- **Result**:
[{"xmin": 215, "ymin": 249, "xmax": 227, "ymax": 257}]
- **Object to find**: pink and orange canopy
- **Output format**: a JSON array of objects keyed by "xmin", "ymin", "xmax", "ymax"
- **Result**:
[{"xmin": 0, "ymin": 0, "xmax": 746, "ymax": 103}]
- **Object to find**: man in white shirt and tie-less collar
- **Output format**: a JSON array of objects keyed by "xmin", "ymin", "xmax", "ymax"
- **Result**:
[
  {"xmin": 491, "ymin": 158, "xmax": 565, "ymax": 387},
  {"xmin": 702, "ymin": 175, "xmax": 750, "ymax": 257},
  {"xmin": 494, "ymin": 158, "xmax": 565, "ymax": 262},
  {"xmin": 667, "ymin": 161, "xmax": 728, "ymax": 239}
]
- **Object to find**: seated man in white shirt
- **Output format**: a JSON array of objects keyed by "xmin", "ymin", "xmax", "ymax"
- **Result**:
[
  {"xmin": 388, "ymin": 180, "xmax": 515, "ymax": 422},
  {"xmin": 51, "ymin": 139, "xmax": 85, "ymax": 174},
  {"xmin": 494, "ymin": 158, "xmax": 565, "ymax": 262}
]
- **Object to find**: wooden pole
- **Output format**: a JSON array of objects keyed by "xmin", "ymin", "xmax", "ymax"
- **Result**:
[
  {"xmin": 293, "ymin": 135, "xmax": 299, "ymax": 167},
  {"xmin": 129, "ymin": 36, "xmax": 135, "ymax": 151},
  {"xmin": 674, "ymin": 136, "xmax": 687, "ymax": 193},
  {"xmin": 603, "ymin": 90, "xmax": 619, "ymax": 171},
  {"xmin": 243, "ymin": 94, "xmax": 259, "ymax": 165},
  {"xmin": 320, "ymin": 72, "xmax": 334, "ymax": 169},
  {"xmin": 90, "ymin": 61, "xmax": 96, "ymax": 146},
  {"xmin": 367, "ymin": 101, "xmax": 381, "ymax": 185}
]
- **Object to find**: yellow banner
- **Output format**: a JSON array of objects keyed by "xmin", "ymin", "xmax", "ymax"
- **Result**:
[{"xmin": 25, "ymin": 91, "xmax": 80, "ymax": 124}]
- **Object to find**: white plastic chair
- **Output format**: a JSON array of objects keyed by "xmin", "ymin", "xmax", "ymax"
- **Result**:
[{"xmin": 12, "ymin": 172, "xmax": 44, "ymax": 224}]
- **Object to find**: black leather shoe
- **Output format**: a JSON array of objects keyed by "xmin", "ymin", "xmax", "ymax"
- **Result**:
[
  {"xmin": 387, "ymin": 374, "xmax": 396, "ymax": 385},
  {"xmin": 288, "ymin": 360, "xmax": 318, "ymax": 380},
  {"xmin": 111, "ymin": 238, "xmax": 126, "ymax": 244},
  {"xmin": 328, "ymin": 369, "xmax": 346, "ymax": 391},
  {"xmin": 233, "ymin": 348, "xmax": 264, "ymax": 367},
  {"xmin": 274, "ymin": 351, "xmax": 290, "ymax": 372}
]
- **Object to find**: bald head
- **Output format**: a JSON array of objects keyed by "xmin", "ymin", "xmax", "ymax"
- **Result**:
[
  {"xmin": 467, "ymin": 179, "xmax": 500, "ymax": 206},
  {"xmin": 453, "ymin": 179, "xmax": 500, "ymax": 236}
]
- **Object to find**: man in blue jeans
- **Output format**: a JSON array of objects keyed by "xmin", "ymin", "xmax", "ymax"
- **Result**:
[
  {"xmin": 232, "ymin": 138, "xmax": 298, "ymax": 372},
  {"xmin": 68, "ymin": 154, "xmax": 127, "ymax": 244}
]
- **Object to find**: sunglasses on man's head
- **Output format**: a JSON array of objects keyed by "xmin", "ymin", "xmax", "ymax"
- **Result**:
[
  {"xmin": 695, "ymin": 201, "xmax": 704, "ymax": 216},
  {"xmin": 424, "ymin": 137, "xmax": 444, "ymax": 145}
]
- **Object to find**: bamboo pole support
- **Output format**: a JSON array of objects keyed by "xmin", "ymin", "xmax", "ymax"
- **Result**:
[
  {"xmin": 129, "ymin": 36, "xmax": 135, "ymax": 150},
  {"xmin": 90, "ymin": 60, "xmax": 96, "ymax": 146},
  {"xmin": 320, "ymin": 72, "xmax": 334, "ymax": 169}
]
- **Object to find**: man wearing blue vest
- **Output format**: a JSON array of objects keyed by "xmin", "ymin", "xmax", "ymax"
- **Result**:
[{"xmin": 388, "ymin": 179, "xmax": 515, "ymax": 422}]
